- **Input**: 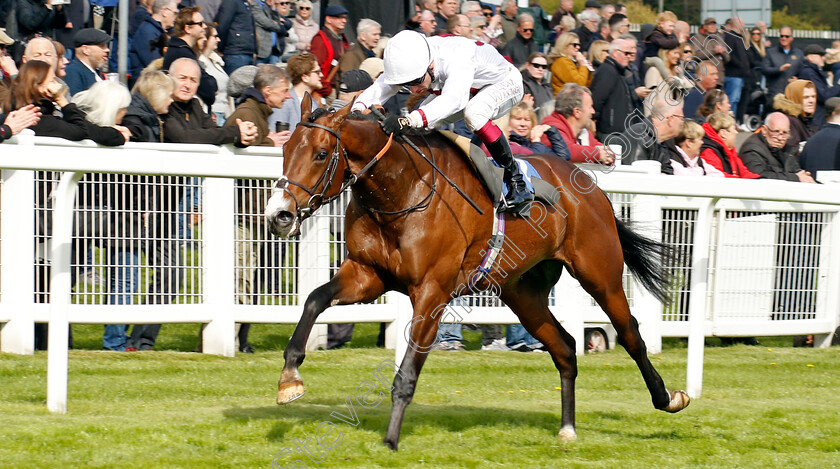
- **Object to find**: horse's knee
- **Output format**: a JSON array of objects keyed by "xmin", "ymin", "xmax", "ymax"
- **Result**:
[{"xmin": 391, "ymin": 375, "xmax": 417, "ymax": 404}]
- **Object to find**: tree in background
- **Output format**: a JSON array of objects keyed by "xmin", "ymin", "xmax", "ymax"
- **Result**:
[{"xmin": 535, "ymin": 0, "xmax": 831, "ymax": 30}]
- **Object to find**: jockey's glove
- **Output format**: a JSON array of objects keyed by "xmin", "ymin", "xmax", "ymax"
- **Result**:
[{"xmin": 381, "ymin": 114, "xmax": 412, "ymax": 136}]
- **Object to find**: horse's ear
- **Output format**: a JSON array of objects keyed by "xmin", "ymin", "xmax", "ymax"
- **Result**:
[
  {"xmin": 300, "ymin": 91, "xmax": 313, "ymax": 121},
  {"xmin": 329, "ymin": 96, "xmax": 355, "ymax": 125}
]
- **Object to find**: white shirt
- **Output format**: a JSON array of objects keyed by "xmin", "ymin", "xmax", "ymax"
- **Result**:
[{"xmin": 352, "ymin": 36, "xmax": 517, "ymax": 129}]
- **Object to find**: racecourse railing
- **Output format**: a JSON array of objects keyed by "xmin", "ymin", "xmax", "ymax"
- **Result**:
[{"xmin": 1, "ymin": 134, "xmax": 839, "ymax": 412}]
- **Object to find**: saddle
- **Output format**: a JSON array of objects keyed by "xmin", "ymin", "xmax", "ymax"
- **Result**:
[
  {"xmin": 438, "ymin": 131, "xmax": 568, "ymax": 289},
  {"xmin": 438, "ymin": 131, "xmax": 566, "ymax": 208}
]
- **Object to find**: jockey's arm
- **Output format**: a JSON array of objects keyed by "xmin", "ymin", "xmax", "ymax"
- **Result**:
[
  {"xmin": 405, "ymin": 62, "xmax": 473, "ymax": 129},
  {"xmin": 351, "ymin": 76, "xmax": 399, "ymax": 113}
]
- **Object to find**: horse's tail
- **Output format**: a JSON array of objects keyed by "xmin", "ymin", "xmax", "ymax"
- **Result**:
[{"xmin": 614, "ymin": 216, "xmax": 672, "ymax": 304}]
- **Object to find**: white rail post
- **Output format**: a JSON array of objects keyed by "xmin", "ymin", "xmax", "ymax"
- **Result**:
[
  {"xmin": 388, "ymin": 291, "xmax": 413, "ymax": 366},
  {"xmin": 0, "ymin": 169, "xmax": 36, "ymax": 354},
  {"xmin": 46, "ymin": 171, "xmax": 83, "ymax": 414},
  {"xmin": 815, "ymin": 210, "xmax": 840, "ymax": 348},
  {"xmin": 629, "ymin": 162, "xmax": 664, "ymax": 354},
  {"xmin": 202, "ymin": 173, "xmax": 236, "ymax": 357},
  {"xmin": 299, "ymin": 207, "xmax": 331, "ymax": 351},
  {"xmin": 553, "ymin": 274, "xmax": 585, "ymax": 355},
  {"xmin": 685, "ymin": 197, "xmax": 718, "ymax": 399}
]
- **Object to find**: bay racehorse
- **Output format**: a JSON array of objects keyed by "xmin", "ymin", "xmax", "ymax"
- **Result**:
[{"xmin": 263, "ymin": 98, "xmax": 689, "ymax": 450}]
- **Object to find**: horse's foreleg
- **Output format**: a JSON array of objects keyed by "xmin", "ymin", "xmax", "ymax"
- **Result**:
[
  {"xmin": 277, "ymin": 260, "xmax": 385, "ymax": 404},
  {"xmin": 383, "ymin": 287, "xmax": 448, "ymax": 451}
]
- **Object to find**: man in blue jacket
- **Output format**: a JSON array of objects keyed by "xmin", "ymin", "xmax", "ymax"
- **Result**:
[
  {"xmin": 129, "ymin": 0, "xmax": 177, "ymax": 81},
  {"xmin": 216, "ymin": 0, "xmax": 257, "ymax": 74},
  {"xmin": 64, "ymin": 28, "xmax": 111, "ymax": 96}
]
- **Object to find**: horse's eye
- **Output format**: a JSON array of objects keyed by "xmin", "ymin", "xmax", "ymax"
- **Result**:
[{"xmin": 315, "ymin": 151, "xmax": 328, "ymax": 161}]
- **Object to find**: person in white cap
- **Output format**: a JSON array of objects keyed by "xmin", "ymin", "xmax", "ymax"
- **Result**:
[{"xmin": 352, "ymin": 30, "xmax": 532, "ymax": 215}]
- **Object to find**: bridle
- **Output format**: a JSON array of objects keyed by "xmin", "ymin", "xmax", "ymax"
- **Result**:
[
  {"xmin": 273, "ymin": 118, "xmax": 408, "ymax": 224},
  {"xmin": 274, "ymin": 109, "xmax": 482, "ymax": 226},
  {"xmin": 272, "ymin": 121, "xmax": 352, "ymax": 221}
]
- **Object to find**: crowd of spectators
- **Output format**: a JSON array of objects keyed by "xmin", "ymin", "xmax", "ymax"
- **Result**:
[{"xmin": 2, "ymin": 0, "xmax": 839, "ymax": 352}]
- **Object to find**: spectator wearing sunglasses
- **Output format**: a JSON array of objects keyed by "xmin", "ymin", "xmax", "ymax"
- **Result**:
[
  {"xmin": 762, "ymin": 26, "xmax": 804, "ymax": 101},
  {"xmin": 248, "ymin": 0, "xmax": 291, "ymax": 65},
  {"xmin": 502, "ymin": 13, "xmax": 538, "ymax": 68},
  {"xmin": 292, "ymin": 0, "xmax": 318, "ymax": 53},
  {"xmin": 548, "ymin": 32, "xmax": 592, "ymax": 95},
  {"xmin": 520, "ymin": 52, "xmax": 553, "ymax": 118},
  {"xmin": 590, "ymin": 38, "xmax": 635, "ymax": 140}
]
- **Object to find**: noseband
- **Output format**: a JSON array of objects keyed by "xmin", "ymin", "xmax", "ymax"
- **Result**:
[{"xmin": 273, "ymin": 121, "xmax": 353, "ymax": 221}]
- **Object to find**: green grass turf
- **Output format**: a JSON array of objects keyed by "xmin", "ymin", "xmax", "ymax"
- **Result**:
[{"xmin": 1, "ymin": 324, "xmax": 839, "ymax": 468}]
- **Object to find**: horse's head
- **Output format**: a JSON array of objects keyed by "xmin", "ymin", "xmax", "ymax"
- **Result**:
[{"xmin": 265, "ymin": 94, "xmax": 355, "ymax": 238}]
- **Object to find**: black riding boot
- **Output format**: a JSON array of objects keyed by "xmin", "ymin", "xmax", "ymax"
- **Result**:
[{"xmin": 485, "ymin": 135, "xmax": 533, "ymax": 216}]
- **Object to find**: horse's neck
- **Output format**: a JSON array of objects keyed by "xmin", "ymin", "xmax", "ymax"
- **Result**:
[{"xmin": 343, "ymin": 121, "xmax": 436, "ymax": 213}]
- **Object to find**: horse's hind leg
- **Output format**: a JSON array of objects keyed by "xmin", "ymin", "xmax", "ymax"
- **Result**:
[
  {"xmin": 502, "ymin": 286, "xmax": 579, "ymax": 441},
  {"xmin": 569, "ymin": 248, "xmax": 689, "ymax": 413},
  {"xmin": 277, "ymin": 259, "xmax": 385, "ymax": 404}
]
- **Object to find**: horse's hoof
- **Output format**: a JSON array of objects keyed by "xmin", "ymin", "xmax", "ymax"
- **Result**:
[
  {"xmin": 384, "ymin": 438, "xmax": 399, "ymax": 451},
  {"xmin": 277, "ymin": 380, "xmax": 306, "ymax": 405},
  {"xmin": 662, "ymin": 389, "xmax": 690, "ymax": 413},
  {"xmin": 557, "ymin": 426, "xmax": 577, "ymax": 442}
]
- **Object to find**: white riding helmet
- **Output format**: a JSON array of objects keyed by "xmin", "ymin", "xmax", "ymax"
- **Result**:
[{"xmin": 383, "ymin": 30, "xmax": 432, "ymax": 85}]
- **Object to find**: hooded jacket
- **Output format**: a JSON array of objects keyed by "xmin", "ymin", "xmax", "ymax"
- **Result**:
[
  {"xmin": 796, "ymin": 59, "xmax": 840, "ymax": 127},
  {"xmin": 226, "ymin": 87, "xmax": 273, "ymax": 147},
  {"xmin": 123, "ymin": 92, "xmax": 165, "ymax": 143},
  {"xmin": 699, "ymin": 122, "xmax": 759, "ymax": 178},
  {"xmin": 773, "ymin": 89, "xmax": 817, "ymax": 158}
]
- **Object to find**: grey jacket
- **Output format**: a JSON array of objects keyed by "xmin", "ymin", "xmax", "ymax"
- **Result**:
[{"xmin": 248, "ymin": 0, "xmax": 289, "ymax": 59}]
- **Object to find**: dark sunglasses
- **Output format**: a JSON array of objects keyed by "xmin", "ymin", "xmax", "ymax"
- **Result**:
[
  {"xmin": 483, "ymin": 12, "xmax": 493, "ymax": 17},
  {"xmin": 572, "ymin": 43, "xmax": 581, "ymax": 48},
  {"xmin": 401, "ymin": 70, "xmax": 429, "ymax": 87},
  {"xmin": 278, "ymin": 1, "xmax": 290, "ymax": 5},
  {"xmin": 780, "ymin": 34, "xmax": 792, "ymax": 38},
  {"xmin": 522, "ymin": 28, "xmax": 534, "ymax": 32},
  {"xmin": 683, "ymin": 49, "xmax": 692, "ymax": 53},
  {"xmin": 530, "ymin": 62, "xmax": 548, "ymax": 69},
  {"xmin": 186, "ymin": 21, "xmax": 205, "ymax": 26},
  {"xmin": 299, "ymin": 6, "xmax": 311, "ymax": 10}
]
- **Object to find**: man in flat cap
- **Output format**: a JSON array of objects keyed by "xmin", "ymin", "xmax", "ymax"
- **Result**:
[
  {"xmin": 64, "ymin": 28, "xmax": 111, "ymax": 96},
  {"xmin": 310, "ymin": 4, "xmax": 350, "ymax": 98},
  {"xmin": 798, "ymin": 44, "xmax": 840, "ymax": 127}
]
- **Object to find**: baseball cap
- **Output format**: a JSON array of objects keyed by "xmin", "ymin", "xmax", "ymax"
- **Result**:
[{"xmin": 339, "ymin": 69, "xmax": 373, "ymax": 93}]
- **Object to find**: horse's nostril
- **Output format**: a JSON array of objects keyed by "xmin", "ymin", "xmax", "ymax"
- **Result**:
[{"xmin": 278, "ymin": 211, "xmax": 294, "ymax": 226}]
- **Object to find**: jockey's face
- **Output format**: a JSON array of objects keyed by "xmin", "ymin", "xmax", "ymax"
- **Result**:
[
  {"xmin": 408, "ymin": 72, "xmax": 431, "ymax": 94},
  {"xmin": 407, "ymin": 63, "xmax": 434, "ymax": 94}
]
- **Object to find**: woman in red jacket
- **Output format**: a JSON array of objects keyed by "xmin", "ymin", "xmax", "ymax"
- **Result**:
[{"xmin": 699, "ymin": 112, "xmax": 760, "ymax": 179}]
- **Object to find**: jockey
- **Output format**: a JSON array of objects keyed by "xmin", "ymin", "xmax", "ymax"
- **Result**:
[{"xmin": 351, "ymin": 30, "xmax": 533, "ymax": 215}]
